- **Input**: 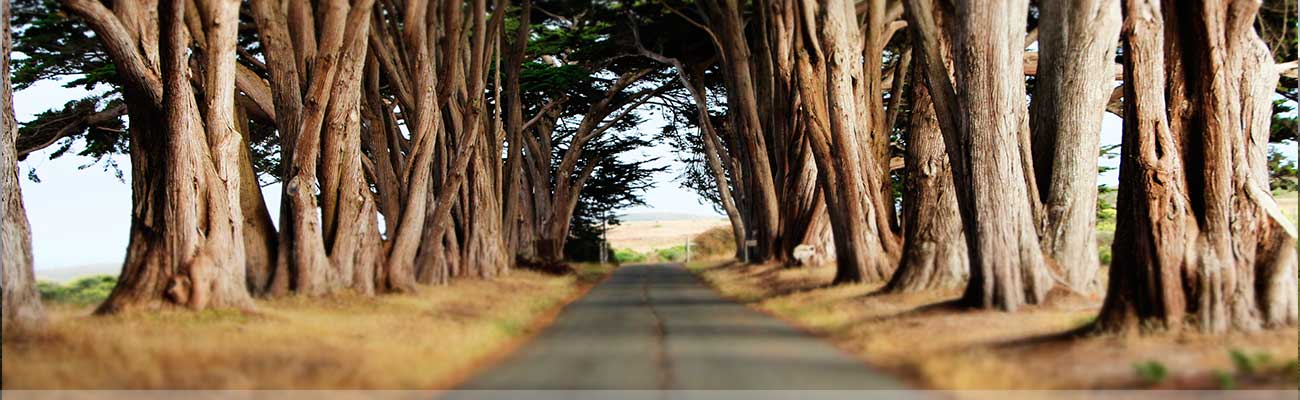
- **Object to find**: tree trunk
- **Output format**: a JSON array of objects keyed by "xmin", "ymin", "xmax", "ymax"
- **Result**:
[
  {"xmin": 905, "ymin": 0, "xmax": 1054, "ymax": 310},
  {"xmin": 463, "ymin": 131, "xmax": 507, "ymax": 278},
  {"xmin": 500, "ymin": 0, "xmax": 531, "ymax": 267},
  {"xmin": 100, "ymin": 0, "xmax": 253, "ymax": 313},
  {"xmin": 702, "ymin": 0, "xmax": 782, "ymax": 262},
  {"xmin": 1029, "ymin": 0, "xmax": 1122, "ymax": 292},
  {"xmin": 234, "ymin": 105, "xmax": 278, "ymax": 296},
  {"xmin": 1, "ymin": 0, "xmax": 44, "ymax": 330},
  {"xmin": 796, "ymin": 0, "xmax": 898, "ymax": 283},
  {"xmin": 1097, "ymin": 0, "xmax": 1297, "ymax": 334},
  {"xmin": 887, "ymin": 65, "xmax": 968, "ymax": 293}
]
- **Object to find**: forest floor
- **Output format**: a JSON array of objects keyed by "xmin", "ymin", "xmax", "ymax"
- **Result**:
[
  {"xmin": 1, "ymin": 264, "xmax": 613, "ymax": 389},
  {"xmin": 686, "ymin": 260, "xmax": 1299, "ymax": 390}
]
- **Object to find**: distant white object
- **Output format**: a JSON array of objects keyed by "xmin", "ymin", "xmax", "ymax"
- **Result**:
[
  {"xmin": 744, "ymin": 239, "xmax": 758, "ymax": 246},
  {"xmin": 792, "ymin": 245, "xmax": 817, "ymax": 265}
]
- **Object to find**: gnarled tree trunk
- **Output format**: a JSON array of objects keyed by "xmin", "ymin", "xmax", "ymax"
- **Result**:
[
  {"xmin": 1029, "ymin": 0, "xmax": 1122, "ymax": 292},
  {"xmin": 905, "ymin": 0, "xmax": 1054, "ymax": 310},
  {"xmin": 795, "ymin": 0, "xmax": 899, "ymax": 283},
  {"xmin": 887, "ymin": 65, "xmax": 968, "ymax": 293},
  {"xmin": 700, "ymin": 0, "xmax": 782, "ymax": 263},
  {"xmin": 1097, "ymin": 0, "xmax": 1297, "ymax": 334},
  {"xmin": 97, "ymin": 0, "xmax": 254, "ymax": 313}
]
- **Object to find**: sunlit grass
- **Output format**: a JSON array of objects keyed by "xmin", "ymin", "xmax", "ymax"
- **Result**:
[
  {"xmin": 688, "ymin": 260, "xmax": 1299, "ymax": 389},
  {"xmin": 2, "ymin": 268, "xmax": 610, "ymax": 389}
]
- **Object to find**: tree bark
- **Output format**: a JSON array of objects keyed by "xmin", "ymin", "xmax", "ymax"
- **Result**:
[
  {"xmin": 98, "ymin": 0, "xmax": 254, "ymax": 313},
  {"xmin": 887, "ymin": 63, "xmax": 968, "ymax": 293},
  {"xmin": 796, "ymin": 0, "xmax": 899, "ymax": 283},
  {"xmin": 234, "ymin": 104, "xmax": 278, "ymax": 295},
  {"xmin": 1029, "ymin": 0, "xmax": 1122, "ymax": 292},
  {"xmin": 1097, "ymin": 0, "xmax": 1298, "ymax": 334},
  {"xmin": 2, "ymin": 0, "xmax": 44, "ymax": 330},
  {"xmin": 905, "ymin": 0, "xmax": 1054, "ymax": 310},
  {"xmin": 701, "ymin": 0, "xmax": 782, "ymax": 262}
]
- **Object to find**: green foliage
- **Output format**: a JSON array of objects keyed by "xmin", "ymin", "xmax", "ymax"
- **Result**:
[
  {"xmin": 1229, "ymin": 349, "xmax": 1273, "ymax": 375},
  {"xmin": 1212, "ymin": 370, "xmax": 1237, "ymax": 390},
  {"xmin": 1098, "ymin": 143, "xmax": 1121, "ymax": 175},
  {"xmin": 614, "ymin": 248, "xmax": 647, "ymax": 264},
  {"xmin": 1257, "ymin": 1, "xmax": 1298, "ymax": 101},
  {"xmin": 656, "ymin": 245, "xmax": 687, "ymax": 262},
  {"xmin": 12, "ymin": 0, "xmax": 116, "ymax": 91},
  {"xmin": 564, "ymin": 135, "xmax": 665, "ymax": 262},
  {"xmin": 1133, "ymin": 360, "xmax": 1168, "ymax": 385},
  {"xmin": 1284, "ymin": 359, "xmax": 1299, "ymax": 385},
  {"xmin": 1271, "ymin": 100, "xmax": 1298, "ymax": 143},
  {"xmin": 1268, "ymin": 147, "xmax": 1298, "ymax": 192},
  {"xmin": 37, "ymin": 275, "xmax": 117, "ymax": 305},
  {"xmin": 1096, "ymin": 184, "xmax": 1118, "ymax": 265}
]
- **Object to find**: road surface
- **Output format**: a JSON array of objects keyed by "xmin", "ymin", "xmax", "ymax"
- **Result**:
[{"xmin": 453, "ymin": 263, "xmax": 901, "ymax": 390}]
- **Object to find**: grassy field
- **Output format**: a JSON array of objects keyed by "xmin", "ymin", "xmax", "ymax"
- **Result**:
[
  {"xmin": 2, "ymin": 266, "xmax": 612, "ymax": 389},
  {"xmin": 606, "ymin": 218, "xmax": 728, "ymax": 254},
  {"xmin": 687, "ymin": 260, "xmax": 1298, "ymax": 389}
]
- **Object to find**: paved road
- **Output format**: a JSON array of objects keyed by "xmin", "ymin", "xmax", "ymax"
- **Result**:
[{"xmin": 453, "ymin": 263, "xmax": 901, "ymax": 390}]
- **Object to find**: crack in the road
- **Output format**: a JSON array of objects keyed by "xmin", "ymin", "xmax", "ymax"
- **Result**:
[{"xmin": 640, "ymin": 267, "xmax": 675, "ymax": 394}]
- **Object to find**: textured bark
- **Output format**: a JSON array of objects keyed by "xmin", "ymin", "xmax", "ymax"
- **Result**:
[
  {"xmin": 500, "ymin": 0, "xmax": 531, "ymax": 266},
  {"xmin": 887, "ymin": 66, "xmax": 968, "ymax": 293},
  {"xmin": 1097, "ymin": 0, "xmax": 1298, "ymax": 334},
  {"xmin": 772, "ymin": 1, "xmax": 832, "ymax": 266},
  {"xmin": 700, "ymin": 0, "xmax": 782, "ymax": 262},
  {"xmin": 260, "ymin": 0, "xmax": 377, "ymax": 296},
  {"xmin": 1, "ymin": 0, "xmax": 44, "ymax": 330},
  {"xmin": 234, "ymin": 105, "xmax": 278, "ymax": 295},
  {"xmin": 905, "ymin": 0, "xmax": 1054, "ymax": 310},
  {"xmin": 96, "ymin": 0, "xmax": 253, "ymax": 313},
  {"xmin": 1030, "ymin": 0, "xmax": 1122, "ymax": 292},
  {"xmin": 794, "ymin": 0, "xmax": 899, "ymax": 283}
]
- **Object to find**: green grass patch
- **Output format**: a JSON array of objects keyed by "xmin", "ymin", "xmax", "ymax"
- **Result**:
[
  {"xmin": 614, "ymin": 248, "xmax": 646, "ymax": 264},
  {"xmin": 37, "ymin": 275, "xmax": 116, "ymax": 306}
]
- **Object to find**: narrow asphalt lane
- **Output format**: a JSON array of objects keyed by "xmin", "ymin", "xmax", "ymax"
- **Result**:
[{"xmin": 453, "ymin": 263, "xmax": 901, "ymax": 390}]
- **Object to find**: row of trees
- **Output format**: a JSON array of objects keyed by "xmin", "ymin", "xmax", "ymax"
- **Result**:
[
  {"xmin": 1, "ymin": 0, "xmax": 1297, "ymax": 337},
  {"xmin": 1, "ymin": 0, "xmax": 674, "ymax": 329},
  {"xmin": 635, "ymin": 0, "xmax": 1297, "ymax": 334}
]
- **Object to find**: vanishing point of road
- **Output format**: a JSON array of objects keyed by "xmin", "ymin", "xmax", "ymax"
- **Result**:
[{"xmin": 452, "ymin": 263, "xmax": 901, "ymax": 391}]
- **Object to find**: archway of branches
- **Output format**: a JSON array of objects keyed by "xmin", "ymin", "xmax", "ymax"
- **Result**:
[{"xmin": 2, "ymin": 0, "xmax": 1297, "ymax": 336}]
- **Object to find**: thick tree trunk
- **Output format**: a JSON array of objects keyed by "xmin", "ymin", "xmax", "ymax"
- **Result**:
[
  {"xmin": 1097, "ymin": 0, "xmax": 1298, "ymax": 334},
  {"xmin": 887, "ymin": 68, "xmax": 968, "ymax": 293},
  {"xmin": 905, "ymin": 0, "xmax": 1054, "ymax": 310},
  {"xmin": 702, "ymin": 0, "xmax": 782, "ymax": 262},
  {"xmin": 1, "ymin": 0, "xmax": 44, "ymax": 330},
  {"xmin": 100, "ymin": 0, "xmax": 253, "ymax": 313},
  {"xmin": 1030, "ymin": 0, "xmax": 1122, "ymax": 292},
  {"xmin": 796, "ymin": 0, "xmax": 898, "ymax": 283},
  {"xmin": 463, "ymin": 132, "xmax": 507, "ymax": 278}
]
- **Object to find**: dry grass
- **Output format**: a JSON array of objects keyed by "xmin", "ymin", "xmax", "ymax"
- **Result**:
[
  {"xmin": 687, "ymin": 260, "xmax": 1299, "ymax": 389},
  {"xmin": 607, "ymin": 219, "xmax": 728, "ymax": 253},
  {"xmin": 2, "ymin": 267, "xmax": 611, "ymax": 389}
]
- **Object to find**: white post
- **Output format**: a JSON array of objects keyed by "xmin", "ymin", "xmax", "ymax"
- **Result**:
[
  {"xmin": 600, "ymin": 211, "xmax": 609, "ymax": 265},
  {"xmin": 685, "ymin": 236, "xmax": 691, "ymax": 264}
]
